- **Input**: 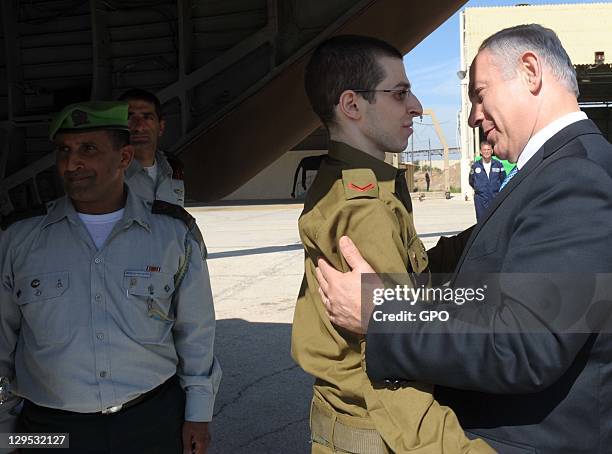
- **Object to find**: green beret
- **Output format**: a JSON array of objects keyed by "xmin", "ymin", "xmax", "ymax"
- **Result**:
[{"xmin": 49, "ymin": 101, "xmax": 129, "ymax": 140}]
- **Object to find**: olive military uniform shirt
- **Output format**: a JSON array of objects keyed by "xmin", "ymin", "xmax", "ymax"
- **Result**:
[
  {"xmin": 0, "ymin": 189, "xmax": 220, "ymax": 438},
  {"xmin": 126, "ymin": 150, "xmax": 185, "ymax": 206},
  {"xmin": 292, "ymin": 141, "xmax": 491, "ymax": 453}
]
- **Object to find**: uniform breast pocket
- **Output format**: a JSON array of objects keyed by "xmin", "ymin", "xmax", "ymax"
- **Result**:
[
  {"xmin": 122, "ymin": 271, "xmax": 176, "ymax": 345},
  {"xmin": 13, "ymin": 272, "xmax": 71, "ymax": 346}
]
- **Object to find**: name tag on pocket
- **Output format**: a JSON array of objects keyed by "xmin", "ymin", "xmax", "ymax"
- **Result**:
[{"xmin": 124, "ymin": 270, "xmax": 151, "ymax": 279}]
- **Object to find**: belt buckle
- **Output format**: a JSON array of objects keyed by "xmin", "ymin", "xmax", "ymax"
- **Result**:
[{"xmin": 101, "ymin": 404, "xmax": 123, "ymax": 415}]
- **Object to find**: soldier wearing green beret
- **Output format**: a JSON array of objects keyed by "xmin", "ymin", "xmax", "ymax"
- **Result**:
[
  {"xmin": 0, "ymin": 102, "xmax": 220, "ymax": 454},
  {"xmin": 292, "ymin": 36, "xmax": 490, "ymax": 453},
  {"xmin": 118, "ymin": 89, "xmax": 185, "ymax": 206}
]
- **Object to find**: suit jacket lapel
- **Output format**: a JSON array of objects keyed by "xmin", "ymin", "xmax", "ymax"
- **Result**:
[
  {"xmin": 453, "ymin": 119, "xmax": 602, "ymax": 275},
  {"xmin": 451, "ymin": 153, "xmax": 541, "ymax": 276}
]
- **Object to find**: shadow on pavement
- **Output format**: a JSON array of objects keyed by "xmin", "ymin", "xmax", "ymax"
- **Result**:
[
  {"xmin": 208, "ymin": 244, "xmax": 303, "ymax": 260},
  {"xmin": 210, "ymin": 319, "xmax": 312, "ymax": 454},
  {"xmin": 187, "ymin": 199, "xmax": 304, "ymax": 207},
  {"xmin": 206, "ymin": 233, "xmax": 466, "ymax": 260},
  {"xmin": 420, "ymin": 230, "xmax": 462, "ymax": 238}
]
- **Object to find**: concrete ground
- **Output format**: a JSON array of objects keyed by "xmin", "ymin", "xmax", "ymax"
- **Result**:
[{"xmin": 188, "ymin": 197, "xmax": 476, "ymax": 454}]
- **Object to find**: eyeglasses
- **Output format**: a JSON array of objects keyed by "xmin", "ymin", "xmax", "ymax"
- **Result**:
[{"xmin": 352, "ymin": 88, "xmax": 412, "ymax": 102}]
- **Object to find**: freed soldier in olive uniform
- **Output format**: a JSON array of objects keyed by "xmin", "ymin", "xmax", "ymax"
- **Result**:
[
  {"xmin": 292, "ymin": 36, "xmax": 491, "ymax": 453},
  {"xmin": 0, "ymin": 102, "xmax": 220, "ymax": 454},
  {"xmin": 119, "ymin": 89, "xmax": 186, "ymax": 206}
]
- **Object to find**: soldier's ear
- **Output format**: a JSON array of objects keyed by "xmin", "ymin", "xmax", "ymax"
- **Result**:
[
  {"xmin": 338, "ymin": 90, "xmax": 361, "ymax": 121},
  {"xmin": 159, "ymin": 119, "xmax": 166, "ymax": 137},
  {"xmin": 119, "ymin": 144, "xmax": 134, "ymax": 169}
]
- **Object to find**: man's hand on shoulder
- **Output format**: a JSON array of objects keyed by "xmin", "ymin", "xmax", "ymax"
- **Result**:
[
  {"xmin": 182, "ymin": 421, "xmax": 210, "ymax": 454},
  {"xmin": 316, "ymin": 236, "xmax": 378, "ymax": 334}
]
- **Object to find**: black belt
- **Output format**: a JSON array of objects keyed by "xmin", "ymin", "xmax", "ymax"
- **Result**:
[
  {"xmin": 99, "ymin": 376, "xmax": 176, "ymax": 415},
  {"xmin": 25, "ymin": 376, "xmax": 176, "ymax": 416},
  {"xmin": 99, "ymin": 391, "xmax": 151, "ymax": 415}
]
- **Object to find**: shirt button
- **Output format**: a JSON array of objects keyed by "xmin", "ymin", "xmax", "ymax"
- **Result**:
[
  {"xmin": 99, "ymin": 371, "xmax": 107, "ymax": 378},
  {"xmin": 95, "ymin": 294, "xmax": 102, "ymax": 301},
  {"xmin": 94, "ymin": 258, "xmax": 102, "ymax": 264},
  {"xmin": 96, "ymin": 333, "xmax": 104, "ymax": 340}
]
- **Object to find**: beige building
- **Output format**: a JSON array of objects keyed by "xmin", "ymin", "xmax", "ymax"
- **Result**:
[{"xmin": 458, "ymin": 3, "xmax": 612, "ymax": 200}]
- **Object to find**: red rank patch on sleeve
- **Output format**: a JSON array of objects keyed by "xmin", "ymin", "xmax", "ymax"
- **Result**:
[{"xmin": 348, "ymin": 183, "xmax": 375, "ymax": 192}]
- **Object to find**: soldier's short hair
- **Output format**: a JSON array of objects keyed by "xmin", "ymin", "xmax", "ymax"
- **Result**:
[
  {"xmin": 118, "ymin": 88, "xmax": 163, "ymax": 119},
  {"xmin": 304, "ymin": 35, "xmax": 403, "ymax": 129}
]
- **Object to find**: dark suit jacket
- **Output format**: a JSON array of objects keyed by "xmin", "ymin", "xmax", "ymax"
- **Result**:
[{"xmin": 366, "ymin": 120, "xmax": 612, "ymax": 453}]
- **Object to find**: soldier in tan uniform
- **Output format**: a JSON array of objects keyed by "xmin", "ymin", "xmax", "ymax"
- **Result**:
[{"xmin": 292, "ymin": 35, "xmax": 491, "ymax": 453}]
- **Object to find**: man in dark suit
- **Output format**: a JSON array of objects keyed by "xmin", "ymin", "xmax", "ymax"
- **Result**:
[{"xmin": 314, "ymin": 24, "xmax": 612, "ymax": 453}]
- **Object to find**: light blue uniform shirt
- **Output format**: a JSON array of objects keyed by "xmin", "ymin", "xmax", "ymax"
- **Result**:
[
  {"xmin": 0, "ymin": 189, "xmax": 220, "ymax": 438},
  {"xmin": 126, "ymin": 150, "xmax": 185, "ymax": 206}
]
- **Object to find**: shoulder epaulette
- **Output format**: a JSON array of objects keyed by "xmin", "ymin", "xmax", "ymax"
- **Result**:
[
  {"xmin": 151, "ymin": 200, "xmax": 207, "ymax": 258},
  {"xmin": 166, "ymin": 155, "xmax": 184, "ymax": 180},
  {"xmin": 152, "ymin": 199, "xmax": 194, "ymax": 228},
  {"xmin": 0, "ymin": 205, "xmax": 47, "ymax": 231},
  {"xmin": 341, "ymin": 169, "xmax": 379, "ymax": 200}
]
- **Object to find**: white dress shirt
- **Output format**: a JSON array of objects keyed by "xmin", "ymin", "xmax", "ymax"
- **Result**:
[{"xmin": 516, "ymin": 111, "xmax": 588, "ymax": 170}]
